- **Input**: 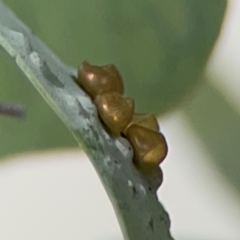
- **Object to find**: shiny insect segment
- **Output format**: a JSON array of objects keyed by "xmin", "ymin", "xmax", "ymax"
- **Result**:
[{"xmin": 77, "ymin": 61, "xmax": 168, "ymax": 185}]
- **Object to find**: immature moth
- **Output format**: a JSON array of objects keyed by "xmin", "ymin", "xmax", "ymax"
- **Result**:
[
  {"xmin": 95, "ymin": 92, "xmax": 134, "ymax": 136},
  {"xmin": 77, "ymin": 61, "xmax": 168, "ymax": 182},
  {"xmin": 77, "ymin": 61, "xmax": 124, "ymax": 99}
]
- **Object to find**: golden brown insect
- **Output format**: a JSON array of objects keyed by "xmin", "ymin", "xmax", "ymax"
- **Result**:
[
  {"xmin": 77, "ymin": 61, "xmax": 124, "ymax": 99},
  {"xmin": 94, "ymin": 92, "xmax": 134, "ymax": 136},
  {"xmin": 77, "ymin": 61, "xmax": 168, "ymax": 179},
  {"xmin": 125, "ymin": 124, "xmax": 168, "ymax": 168},
  {"xmin": 123, "ymin": 113, "xmax": 159, "ymax": 135}
]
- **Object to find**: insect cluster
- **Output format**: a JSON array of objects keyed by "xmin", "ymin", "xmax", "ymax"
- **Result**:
[{"xmin": 76, "ymin": 61, "xmax": 168, "ymax": 180}]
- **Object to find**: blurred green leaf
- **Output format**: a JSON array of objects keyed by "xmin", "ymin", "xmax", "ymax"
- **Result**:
[
  {"xmin": 184, "ymin": 81, "xmax": 240, "ymax": 193},
  {"xmin": 5, "ymin": 0, "xmax": 227, "ymax": 114},
  {"xmin": 0, "ymin": 0, "xmax": 226, "ymax": 158},
  {"xmin": 103, "ymin": 0, "xmax": 227, "ymax": 113}
]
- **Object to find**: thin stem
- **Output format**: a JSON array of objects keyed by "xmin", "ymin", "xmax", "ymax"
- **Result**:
[{"xmin": 0, "ymin": 102, "xmax": 25, "ymax": 118}]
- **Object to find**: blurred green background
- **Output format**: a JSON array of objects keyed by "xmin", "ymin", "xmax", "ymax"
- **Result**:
[
  {"xmin": 3, "ymin": 0, "xmax": 240, "ymax": 239},
  {"xmin": 0, "ymin": 0, "xmax": 226, "ymax": 158},
  {"xmin": 5, "ymin": 0, "xmax": 240, "ymax": 201}
]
